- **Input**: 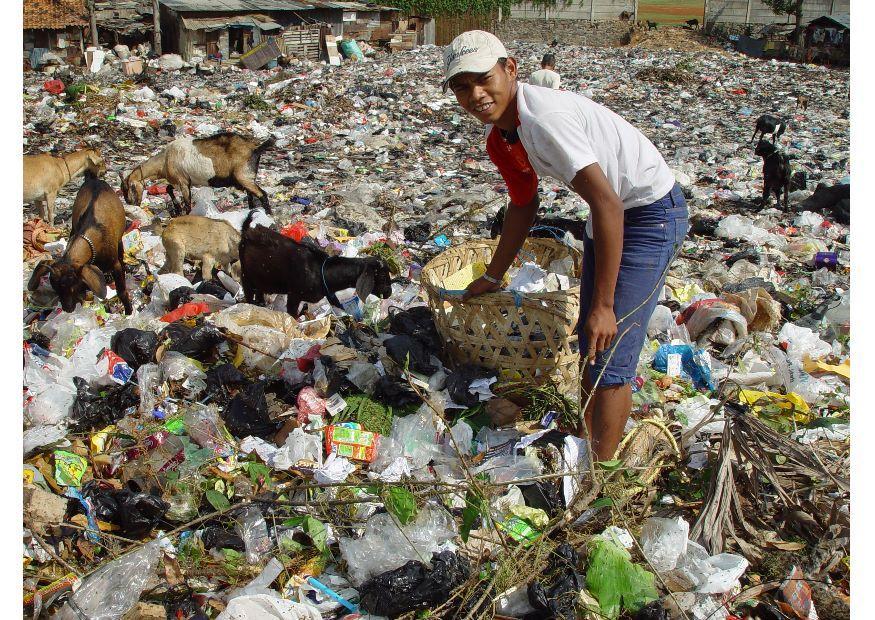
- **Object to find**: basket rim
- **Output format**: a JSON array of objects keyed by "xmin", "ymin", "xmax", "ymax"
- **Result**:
[{"xmin": 421, "ymin": 237, "xmax": 581, "ymax": 304}]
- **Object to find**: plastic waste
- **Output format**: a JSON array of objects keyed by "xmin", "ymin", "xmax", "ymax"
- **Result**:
[
  {"xmin": 527, "ymin": 544, "xmax": 584, "ymax": 620},
  {"xmin": 384, "ymin": 335, "xmax": 437, "ymax": 375},
  {"xmin": 641, "ymin": 516, "xmax": 690, "ymax": 573},
  {"xmin": 53, "ymin": 539, "xmax": 162, "ymax": 620},
  {"xmin": 586, "ymin": 534, "xmax": 658, "ymax": 619},
  {"xmin": 652, "ymin": 344, "xmax": 715, "ymax": 390},
  {"xmin": 217, "ymin": 594, "xmax": 322, "ymax": 620},
  {"xmin": 338, "ymin": 504, "xmax": 457, "ymax": 585},
  {"xmin": 184, "ymin": 404, "xmax": 235, "ymax": 457},
  {"xmin": 223, "ymin": 381, "xmax": 280, "ymax": 439},
  {"xmin": 647, "ymin": 304, "xmax": 674, "ymax": 337},
  {"xmin": 358, "ymin": 551, "xmax": 470, "ymax": 617},
  {"xmin": 160, "ymin": 322, "xmax": 225, "ymax": 361},
  {"xmin": 159, "ymin": 352, "xmax": 207, "ymax": 399},
  {"xmin": 111, "ymin": 328, "xmax": 159, "ymax": 369},
  {"xmin": 80, "ymin": 481, "xmax": 169, "ymax": 538},
  {"xmin": 70, "ymin": 376, "xmax": 139, "ymax": 433},
  {"xmin": 273, "ymin": 427, "xmax": 323, "ymax": 469},
  {"xmin": 234, "ymin": 506, "xmax": 272, "ymax": 565}
]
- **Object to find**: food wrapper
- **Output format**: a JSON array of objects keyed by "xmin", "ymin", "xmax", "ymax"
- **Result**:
[
  {"xmin": 325, "ymin": 425, "xmax": 379, "ymax": 462},
  {"xmin": 54, "ymin": 450, "xmax": 88, "ymax": 487}
]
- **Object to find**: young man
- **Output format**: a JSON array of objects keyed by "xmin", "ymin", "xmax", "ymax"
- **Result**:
[
  {"xmin": 529, "ymin": 52, "xmax": 561, "ymax": 89},
  {"xmin": 445, "ymin": 31, "xmax": 688, "ymax": 460}
]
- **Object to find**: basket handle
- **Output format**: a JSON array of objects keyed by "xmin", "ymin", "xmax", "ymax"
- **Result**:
[{"xmin": 437, "ymin": 287, "xmax": 524, "ymax": 308}]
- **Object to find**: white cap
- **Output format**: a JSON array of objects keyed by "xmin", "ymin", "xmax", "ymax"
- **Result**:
[{"xmin": 442, "ymin": 30, "xmax": 508, "ymax": 89}]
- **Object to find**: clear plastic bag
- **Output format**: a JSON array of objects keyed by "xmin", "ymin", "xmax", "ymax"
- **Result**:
[
  {"xmin": 184, "ymin": 403, "xmax": 235, "ymax": 457},
  {"xmin": 136, "ymin": 363, "xmax": 163, "ymax": 415},
  {"xmin": 338, "ymin": 504, "xmax": 457, "ymax": 585},
  {"xmin": 272, "ymin": 428, "xmax": 323, "ymax": 470},
  {"xmin": 53, "ymin": 540, "xmax": 162, "ymax": 620},
  {"xmin": 234, "ymin": 506, "xmax": 272, "ymax": 565},
  {"xmin": 641, "ymin": 517, "xmax": 689, "ymax": 573},
  {"xmin": 159, "ymin": 352, "xmax": 207, "ymax": 398}
]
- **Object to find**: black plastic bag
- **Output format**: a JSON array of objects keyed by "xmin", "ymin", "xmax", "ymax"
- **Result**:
[
  {"xmin": 358, "ymin": 551, "xmax": 470, "ymax": 618},
  {"xmin": 372, "ymin": 375, "xmax": 421, "ymax": 408},
  {"xmin": 206, "ymin": 363, "xmax": 247, "ymax": 403},
  {"xmin": 168, "ymin": 286, "xmax": 195, "ymax": 310},
  {"xmin": 222, "ymin": 381, "xmax": 281, "ymax": 439},
  {"xmin": 404, "ymin": 222, "xmax": 431, "ymax": 243},
  {"xmin": 633, "ymin": 601, "xmax": 671, "ymax": 620},
  {"xmin": 520, "ymin": 480, "xmax": 565, "ymax": 517},
  {"xmin": 201, "ymin": 526, "xmax": 246, "ymax": 551},
  {"xmin": 161, "ymin": 323, "xmax": 226, "ymax": 361},
  {"xmin": 70, "ymin": 376, "xmax": 139, "ymax": 433},
  {"xmin": 388, "ymin": 307, "xmax": 442, "ymax": 351},
  {"xmin": 111, "ymin": 328, "xmax": 159, "ymax": 369},
  {"xmin": 445, "ymin": 364, "xmax": 495, "ymax": 408},
  {"xmin": 196, "ymin": 279, "xmax": 231, "ymax": 299},
  {"xmin": 526, "ymin": 543, "xmax": 584, "ymax": 620},
  {"xmin": 80, "ymin": 481, "xmax": 169, "ymax": 538},
  {"xmin": 384, "ymin": 335, "xmax": 437, "ymax": 375}
]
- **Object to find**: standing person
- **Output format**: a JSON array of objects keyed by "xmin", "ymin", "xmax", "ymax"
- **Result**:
[
  {"xmin": 445, "ymin": 31, "xmax": 688, "ymax": 460},
  {"xmin": 529, "ymin": 52, "xmax": 561, "ymax": 89}
]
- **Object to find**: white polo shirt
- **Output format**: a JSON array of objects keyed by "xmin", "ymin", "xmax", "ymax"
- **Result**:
[
  {"xmin": 529, "ymin": 68, "xmax": 561, "ymax": 89},
  {"xmin": 489, "ymin": 83, "xmax": 676, "ymax": 238}
]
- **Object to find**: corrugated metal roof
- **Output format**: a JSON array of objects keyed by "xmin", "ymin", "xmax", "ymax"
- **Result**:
[
  {"xmin": 810, "ymin": 14, "xmax": 850, "ymax": 30},
  {"xmin": 160, "ymin": 0, "xmax": 313, "ymax": 11},
  {"xmin": 24, "ymin": 0, "xmax": 88, "ymax": 29},
  {"xmin": 181, "ymin": 14, "xmax": 282, "ymax": 30}
]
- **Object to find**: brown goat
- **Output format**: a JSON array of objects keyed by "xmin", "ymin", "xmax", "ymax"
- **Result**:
[
  {"xmin": 23, "ymin": 148, "xmax": 106, "ymax": 225},
  {"xmin": 122, "ymin": 132, "xmax": 274, "ymax": 215},
  {"xmin": 28, "ymin": 175, "xmax": 133, "ymax": 315}
]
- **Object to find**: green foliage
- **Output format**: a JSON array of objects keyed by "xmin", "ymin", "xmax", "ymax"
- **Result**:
[
  {"xmin": 461, "ymin": 487, "xmax": 486, "ymax": 542},
  {"xmin": 383, "ymin": 486, "xmax": 418, "ymax": 525},
  {"xmin": 205, "ymin": 489, "xmax": 231, "ymax": 511},
  {"xmin": 393, "ymin": 0, "xmax": 511, "ymax": 17},
  {"xmin": 761, "ymin": 0, "xmax": 804, "ymax": 18}
]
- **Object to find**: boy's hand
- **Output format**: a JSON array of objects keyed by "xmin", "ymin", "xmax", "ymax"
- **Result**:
[
  {"xmin": 462, "ymin": 276, "xmax": 500, "ymax": 301},
  {"xmin": 584, "ymin": 305, "xmax": 618, "ymax": 364}
]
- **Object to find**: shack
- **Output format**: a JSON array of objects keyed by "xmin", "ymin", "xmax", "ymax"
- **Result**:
[
  {"xmin": 93, "ymin": 0, "xmax": 155, "ymax": 50},
  {"xmin": 23, "ymin": 0, "xmax": 89, "ymax": 70},
  {"xmin": 157, "ymin": 0, "xmax": 321, "ymax": 62},
  {"xmin": 803, "ymin": 14, "xmax": 849, "ymax": 65}
]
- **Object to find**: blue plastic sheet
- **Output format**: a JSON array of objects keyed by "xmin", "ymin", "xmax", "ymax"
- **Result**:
[{"xmin": 652, "ymin": 344, "xmax": 715, "ymax": 390}]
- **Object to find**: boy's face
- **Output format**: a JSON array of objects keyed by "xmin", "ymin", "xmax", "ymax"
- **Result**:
[{"xmin": 448, "ymin": 59, "xmax": 518, "ymax": 125}]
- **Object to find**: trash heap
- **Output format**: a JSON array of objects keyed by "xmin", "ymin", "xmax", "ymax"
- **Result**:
[{"xmin": 24, "ymin": 32, "xmax": 849, "ymax": 619}]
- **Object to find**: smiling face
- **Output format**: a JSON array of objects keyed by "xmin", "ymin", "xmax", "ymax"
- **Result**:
[{"xmin": 448, "ymin": 59, "xmax": 518, "ymax": 127}]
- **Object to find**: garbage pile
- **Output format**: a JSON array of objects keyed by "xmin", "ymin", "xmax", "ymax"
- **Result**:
[{"xmin": 23, "ymin": 34, "xmax": 849, "ymax": 619}]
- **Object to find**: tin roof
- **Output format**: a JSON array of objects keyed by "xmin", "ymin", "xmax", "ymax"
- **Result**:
[
  {"xmin": 24, "ymin": 0, "xmax": 88, "ymax": 30},
  {"xmin": 160, "ymin": 0, "xmax": 313, "ymax": 11},
  {"xmin": 809, "ymin": 14, "xmax": 850, "ymax": 30},
  {"xmin": 180, "ymin": 14, "xmax": 282, "ymax": 30}
]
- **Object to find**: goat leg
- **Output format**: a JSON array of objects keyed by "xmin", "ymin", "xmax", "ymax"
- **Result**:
[
  {"xmin": 167, "ymin": 185, "xmax": 181, "ymax": 216},
  {"xmin": 113, "ymin": 244, "xmax": 133, "ymax": 315},
  {"xmin": 180, "ymin": 183, "xmax": 193, "ymax": 215},
  {"xmin": 201, "ymin": 254, "xmax": 216, "ymax": 282},
  {"xmin": 286, "ymin": 294, "xmax": 302, "ymax": 318},
  {"xmin": 45, "ymin": 190, "xmax": 58, "ymax": 226}
]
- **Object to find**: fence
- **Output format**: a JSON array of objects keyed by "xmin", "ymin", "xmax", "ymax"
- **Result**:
[{"xmin": 705, "ymin": 0, "xmax": 849, "ymax": 26}]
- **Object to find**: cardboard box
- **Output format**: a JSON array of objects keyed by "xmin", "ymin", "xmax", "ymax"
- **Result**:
[{"xmin": 122, "ymin": 58, "xmax": 143, "ymax": 75}]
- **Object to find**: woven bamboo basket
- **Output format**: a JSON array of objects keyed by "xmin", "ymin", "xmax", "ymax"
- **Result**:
[{"xmin": 421, "ymin": 238, "xmax": 582, "ymax": 394}]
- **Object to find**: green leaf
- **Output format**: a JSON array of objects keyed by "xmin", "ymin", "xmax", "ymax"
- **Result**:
[
  {"xmin": 245, "ymin": 462, "xmax": 270, "ymax": 485},
  {"xmin": 775, "ymin": 455, "xmax": 788, "ymax": 465},
  {"xmin": 586, "ymin": 538, "xmax": 658, "ymax": 619},
  {"xmin": 384, "ymin": 486, "xmax": 418, "ymax": 525},
  {"xmin": 597, "ymin": 459, "xmax": 623, "ymax": 471},
  {"xmin": 591, "ymin": 497, "xmax": 614, "ymax": 509},
  {"xmin": 461, "ymin": 490, "xmax": 484, "ymax": 543},
  {"xmin": 304, "ymin": 516, "xmax": 328, "ymax": 555},
  {"xmin": 282, "ymin": 516, "xmax": 306, "ymax": 528},
  {"xmin": 205, "ymin": 489, "xmax": 231, "ymax": 511}
]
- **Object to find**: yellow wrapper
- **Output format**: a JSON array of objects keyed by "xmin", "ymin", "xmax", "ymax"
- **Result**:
[{"xmin": 739, "ymin": 389, "xmax": 811, "ymax": 423}]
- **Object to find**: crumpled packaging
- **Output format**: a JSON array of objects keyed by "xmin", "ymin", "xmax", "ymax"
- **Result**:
[{"xmin": 722, "ymin": 287, "xmax": 782, "ymax": 333}]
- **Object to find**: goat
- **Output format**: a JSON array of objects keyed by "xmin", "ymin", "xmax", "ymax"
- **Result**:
[
  {"xmin": 796, "ymin": 94, "xmax": 810, "ymax": 111},
  {"xmin": 647, "ymin": 20, "xmax": 658, "ymax": 31},
  {"xmin": 755, "ymin": 139, "xmax": 790, "ymax": 210},
  {"xmin": 24, "ymin": 148, "xmax": 106, "ymax": 225},
  {"xmin": 752, "ymin": 114, "xmax": 787, "ymax": 144},
  {"xmin": 122, "ymin": 132, "xmax": 274, "ymax": 216},
  {"xmin": 685, "ymin": 18, "xmax": 700, "ymax": 29},
  {"xmin": 27, "ymin": 175, "xmax": 133, "ymax": 314},
  {"xmin": 490, "ymin": 205, "xmax": 585, "ymax": 240},
  {"xmin": 238, "ymin": 211, "xmax": 392, "ymax": 318},
  {"xmin": 619, "ymin": 10, "xmax": 632, "ymax": 20},
  {"xmin": 159, "ymin": 215, "xmax": 241, "ymax": 281}
]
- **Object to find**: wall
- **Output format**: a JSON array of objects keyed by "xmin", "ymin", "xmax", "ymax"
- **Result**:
[
  {"xmin": 705, "ymin": 0, "xmax": 849, "ymax": 26},
  {"xmin": 508, "ymin": 0, "xmax": 635, "ymax": 21},
  {"xmin": 494, "ymin": 17, "xmax": 632, "ymax": 46}
]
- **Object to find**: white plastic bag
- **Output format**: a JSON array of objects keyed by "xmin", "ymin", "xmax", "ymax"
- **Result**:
[
  {"xmin": 272, "ymin": 428, "xmax": 323, "ymax": 470},
  {"xmin": 53, "ymin": 540, "xmax": 162, "ymax": 620},
  {"xmin": 234, "ymin": 506, "xmax": 272, "ymax": 565},
  {"xmin": 217, "ymin": 593, "xmax": 321, "ymax": 620},
  {"xmin": 641, "ymin": 516, "xmax": 689, "ymax": 573}
]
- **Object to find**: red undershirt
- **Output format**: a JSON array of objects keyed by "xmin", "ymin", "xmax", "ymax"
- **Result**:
[{"xmin": 486, "ymin": 123, "xmax": 539, "ymax": 207}]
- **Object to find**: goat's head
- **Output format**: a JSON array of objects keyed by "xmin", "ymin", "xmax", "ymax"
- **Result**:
[
  {"xmin": 85, "ymin": 149, "xmax": 106, "ymax": 177},
  {"xmin": 28, "ymin": 260, "xmax": 107, "ymax": 313},
  {"xmin": 356, "ymin": 258, "xmax": 393, "ymax": 302},
  {"xmin": 122, "ymin": 170, "xmax": 144, "ymax": 205},
  {"xmin": 755, "ymin": 139, "xmax": 776, "ymax": 158}
]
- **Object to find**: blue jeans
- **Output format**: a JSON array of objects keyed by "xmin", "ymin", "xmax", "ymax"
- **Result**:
[{"xmin": 579, "ymin": 183, "xmax": 689, "ymax": 386}]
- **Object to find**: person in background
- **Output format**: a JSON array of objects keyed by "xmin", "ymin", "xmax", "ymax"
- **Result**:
[
  {"xmin": 529, "ymin": 52, "xmax": 561, "ymax": 89},
  {"xmin": 444, "ymin": 31, "xmax": 688, "ymax": 460}
]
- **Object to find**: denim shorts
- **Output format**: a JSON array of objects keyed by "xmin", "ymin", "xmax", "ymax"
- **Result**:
[{"xmin": 579, "ymin": 183, "xmax": 689, "ymax": 386}]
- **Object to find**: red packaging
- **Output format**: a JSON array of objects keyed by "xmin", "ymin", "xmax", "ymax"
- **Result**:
[
  {"xmin": 296, "ymin": 344, "xmax": 321, "ymax": 372},
  {"xmin": 325, "ymin": 425, "xmax": 379, "ymax": 462},
  {"xmin": 281, "ymin": 221, "xmax": 309, "ymax": 243},
  {"xmin": 160, "ymin": 302, "xmax": 211, "ymax": 323},
  {"xmin": 297, "ymin": 386, "xmax": 327, "ymax": 423},
  {"xmin": 147, "ymin": 184, "xmax": 168, "ymax": 195},
  {"xmin": 43, "ymin": 80, "xmax": 65, "ymax": 95}
]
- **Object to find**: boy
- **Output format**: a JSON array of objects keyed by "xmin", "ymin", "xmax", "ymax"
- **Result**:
[
  {"xmin": 445, "ymin": 31, "xmax": 688, "ymax": 460},
  {"xmin": 529, "ymin": 52, "xmax": 561, "ymax": 89}
]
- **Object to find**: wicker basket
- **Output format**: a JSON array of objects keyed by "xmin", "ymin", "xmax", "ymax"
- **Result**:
[{"xmin": 421, "ymin": 238, "xmax": 582, "ymax": 394}]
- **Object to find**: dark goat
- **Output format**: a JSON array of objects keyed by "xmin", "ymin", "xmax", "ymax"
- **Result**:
[
  {"xmin": 490, "ymin": 205, "xmax": 585, "ymax": 240},
  {"xmin": 238, "ymin": 211, "xmax": 392, "ymax": 318},
  {"xmin": 647, "ymin": 20, "xmax": 658, "ymax": 30},
  {"xmin": 752, "ymin": 114, "xmax": 787, "ymax": 144},
  {"xmin": 27, "ymin": 175, "xmax": 132, "ymax": 314},
  {"xmin": 685, "ymin": 18, "xmax": 699, "ymax": 29},
  {"xmin": 755, "ymin": 139, "xmax": 791, "ymax": 209}
]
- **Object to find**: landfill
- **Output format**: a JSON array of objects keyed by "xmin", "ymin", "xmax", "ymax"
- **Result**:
[{"xmin": 22, "ymin": 27, "xmax": 849, "ymax": 620}]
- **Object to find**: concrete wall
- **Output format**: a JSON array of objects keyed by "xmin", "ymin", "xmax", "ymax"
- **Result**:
[
  {"xmin": 509, "ymin": 0, "xmax": 636, "ymax": 21},
  {"xmin": 705, "ymin": 0, "xmax": 849, "ymax": 26},
  {"xmin": 494, "ymin": 17, "xmax": 632, "ymax": 46}
]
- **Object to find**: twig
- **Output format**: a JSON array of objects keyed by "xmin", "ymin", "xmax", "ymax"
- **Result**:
[{"xmin": 26, "ymin": 521, "xmax": 83, "ymax": 577}]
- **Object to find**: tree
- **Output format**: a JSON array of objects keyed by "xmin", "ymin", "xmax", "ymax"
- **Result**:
[{"xmin": 761, "ymin": 0, "xmax": 805, "ymax": 45}]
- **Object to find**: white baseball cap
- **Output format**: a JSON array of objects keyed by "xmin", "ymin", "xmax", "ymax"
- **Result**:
[{"xmin": 442, "ymin": 30, "xmax": 508, "ymax": 90}]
